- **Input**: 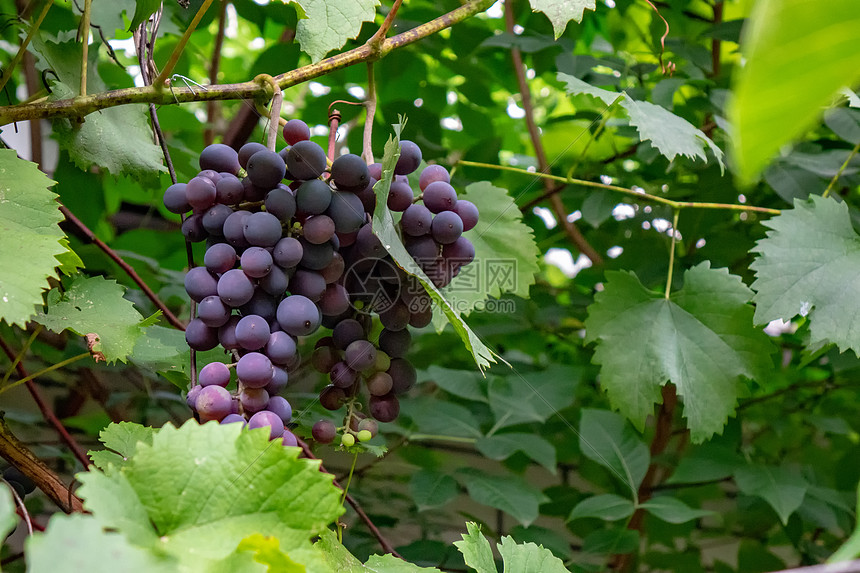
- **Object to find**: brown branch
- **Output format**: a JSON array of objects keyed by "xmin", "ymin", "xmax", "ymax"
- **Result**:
[
  {"xmin": 710, "ymin": 2, "xmax": 723, "ymax": 78},
  {"xmin": 0, "ymin": 417, "xmax": 85, "ymax": 513},
  {"xmin": 58, "ymin": 205, "xmax": 185, "ymax": 331},
  {"xmin": 0, "ymin": 337, "xmax": 91, "ymax": 468},
  {"xmin": 297, "ymin": 438, "xmax": 401, "ymax": 558},
  {"xmin": 504, "ymin": 1, "xmax": 603, "ymax": 265},
  {"xmin": 204, "ymin": 0, "xmax": 228, "ymax": 146},
  {"xmin": 0, "ymin": 0, "xmax": 496, "ymax": 126}
]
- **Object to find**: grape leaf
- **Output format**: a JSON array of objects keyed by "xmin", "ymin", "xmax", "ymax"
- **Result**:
[
  {"xmin": 475, "ymin": 433, "xmax": 557, "ymax": 473},
  {"xmin": 558, "ymin": 73, "xmax": 725, "ymax": 172},
  {"xmin": 528, "ymin": 0, "xmax": 596, "ymax": 39},
  {"xmin": 372, "ymin": 124, "xmax": 499, "ymax": 371},
  {"xmin": 457, "ymin": 468, "xmax": 549, "ymax": 527},
  {"xmin": 421, "ymin": 365, "xmax": 488, "ymax": 403},
  {"xmin": 438, "ymin": 182, "xmax": 539, "ymax": 318},
  {"xmin": 734, "ymin": 465, "xmax": 808, "ymax": 525},
  {"xmin": 578, "ymin": 409, "xmax": 649, "ymax": 497},
  {"xmin": 453, "ymin": 522, "xmax": 497, "ymax": 573},
  {"xmin": 401, "ymin": 397, "xmax": 483, "ymax": 439},
  {"xmin": 291, "ymin": 0, "xmax": 379, "ymax": 62},
  {"xmin": 34, "ymin": 275, "xmax": 151, "ymax": 364},
  {"xmin": 568, "ymin": 494, "xmax": 635, "ymax": 522},
  {"xmin": 25, "ymin": 514, "xmax": 175, "ymax": 573},
  {"xmin": 729, "ymin": 0, "xmax": 860, "ymax": 181},
  {"xmin": 497, "ymin": 534, "xmax": 571, "ymax": 573},
  {"xmin": 0, "ymin": 150, "xmax": 75, "ymax": 327},
  {"xmin": 638, "ymin": 496, "xmax": 715, "ymax": 524},
  {"xmin": 843, "ymin": 88, "xmax": 860, "ymax": 109},
  {"xmin": 76, "ymin": 420, "xmax": 343, "ymax": 570},
  {"xmin": 316, "ymin": 529, "xmax": 442, "ymax": 572},
  {"xmin": 88, "ymin": 422, "xmax": 156, "ymax": 470},
  {"xmin": 487, "ymin": 365, "xmax": 580, "ymax": 430},
  {"xmin": 30, "ymin": 35, "xmax": 165, "ymax": 179},
  {"xmin": 129, "ymin": 0, "xmax": 162, "ymax": 31},
  {"xmin": 0, "ymin": 484, "xmax": 16, "ymax": 540},
  {"xmin": 751, "ymin": 196, "xmax": 860, "ymax": 354},
  {"xmin": 584, "ymin": 263, "xmax": 776, "ymax": 442},
  {"xmin": 410, "ymin": 470, "xmax": 459, "ymax": 511}
]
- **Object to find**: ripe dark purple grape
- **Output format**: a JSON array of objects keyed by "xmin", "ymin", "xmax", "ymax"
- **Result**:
[
  {"xmin": 387, "ymin": 178, "xmax": 413, "ymax": 212},
  {"xmin": 266, "ymin": 367, "xmax": 289, "ymax": 395},
  {"xmin": 286, "ymin": 140, "xmax": 327, "ymax": 180},
  {"xmin": 235, "ymin": 315, "xmax": 271, "ymax": 351},
  {"xmin": 237, "ymin": 352, "xmax": 274, "ymax": 388},
  {"xmin": 379, "ymin": 328, "xmax": 411, "ymax": 358},
  {"xmin": 312, "ymin": 419, "xmax": 337, "ymax": 443},
  {"xmin": 266, "ymin": 331, "xmax": 297, "ymax": 365},
  {"xmin": 321, "ymin": 253, "xmax": 345, "ymax": 283},
  {"xmin": 299, "ymin": 238, "xmax": 334, "ymax": 270},
  {"xmin": 380, "ymin": 300, "xmax": 410, "ymax": 331},
  {"xmin": 276, "ymin": 295, "xmax": 321, "ymax": 336},
  {"xmin": 366, "ymin": 372, "xmax": 393, "ymax": 396},
  {"xmin": 273, "ymin": 237, "xmax": 303, "ymax": 269},
  {"xmin": 332, "ymin": 319, "xmax": 364, "ymax": 350},
  {"xmin": 442, "ymin": 236, "xmax": 476, "ymax": 266},
  {"xmin": 431, "ymin": 211, "xmax": 464, "ymax": 244},
  {"xmin": 215, "ymin": 175, "xmax": 244, "ymax": 205},
  {"xmin": 240, "ymin": 247, "xmax": 273, "ymax": 278},
  {"xmin": 267, "ymin": 396, "xmax": 293, "ymax": 422},
  {"xmin": 216, "ymin": 316, "xmax": 240, "ymax": 350},
  {"xmin": 238, "ymin": 142, "xmax": 268, "ymax": 168},
  {"xmin": 221, "ymin": 413, "xmax": 246, "ymax": 425},
  {"xmin": 395, "ymin": 140, "xmax": 422, "ymax": 175},
  {"xmin": 356, "ymin": 224, "xmax": 385, "ymax": 258},
  {"xmin": 186, "ymin": 176, "xmax": 217, "ymax": 211},
  {"xmin": 331, "ymin": 153, "xmax": 370, "ymax": 192},
  {"xmin": 330, "ymin": 361, "xmax": 358, "ymax": 388},
  {"xmin": 296, "ymin": 179, "xmax": 332, "ymax": 215},
  {"xmin": 185, "ymin": 267, "xmax": 218, "ymax": 302},
  {"xmin": 248, "ymin": 410, "xmax": 284, "ymax": 439},
  {"xmin": 345, "ymin": 339, "xmax": 377, "ymax": 371},
  {"xmin": 202, "ymin": 204, "xmax": 233, "ymax": 235},
  {"xmin": 223, "ymin": 210, "xmax": 251, "ymax": 248},
  {"xmin": 304, "ymin": 215, "xmax": 336, "ymax": 245},
  {"xmin": 198, "ymin": 295, "xmax": 231, "ymax": 327},
  {"xmin": 196, "ymin": 385, "xmax": 233, "ymax": 421},
  {"xmin": 199, "ymin": 362, "xmax": 231, "ymax": 387},
  {"xmin": 388, "ymin": 358, "xmax": 416, "ymax": 394},
  {"xmin": 454, "ymin": 199, "xmax": 479, "ymax": 231},
  {"xmin": 260, "ymin": 265, "xmax": 289, "ymax": 296},
  {"xmin": 401, "ymin": 204, "xmax": 433, "ymax": 236},
  {"xmin": 319, "ymin": 385, "xmax": 346, "ymax": 410},
  {"xmin": 240, "ymin": 387, "xmax": 269, "ymax": 413},
  {"xmin": 409, "ymin": 306, "xmax": 433, "ymax": 328},
  {"xmin": 217, "ymin": 269, "xmax": 255, "ymax": 307},
  {"xmin": 243, "ymin": 211, "xmax": 283, "ymax": 247},
  {"xmin": 240, "ymin": 291, "xmax": 277, "ymax": 322},
  {"xmin": 163, "ymin": 183, "xmax": 190, "ymax": 213},
  {"xmin": 423, "ymin": 181, "xmax": 458, "ymax": 214},
  {"xmin": 282, "ymin": 119, "xmax": 310, "ymax": 145},
  {"xmin": 243, "ymin": 177, "xmax": 268, "ymax": 202},
  {"xmin": 319, "ymin": 284, "xmax": 349, "ymax": 316},
  {"xmin": 200, "ymin": 143, "xmax": 240, "ymax": 175},
  {"xmin": 181, "ymin": 214, "xmax": 207, "ymax": 242},
  {"xmin": 289, "ymin": 269, "xmax": 326, "ymax": 301},
  {"xmin": 186, "ymin": 319, "xmax": 219, "ymax": 352},
  {"xmin": 265, "ymin": 187, "xmax": 297, "ymax": 221},
  {"xmin": 327, "ymin": 191, "xmax": 366, "ymax": 233},
  {"xmin": 247, "ymin": 149, "xmax": 287, "ymax": 189},
  {"xmin": 369, "ymin": 393, "xmax": 400, "ymax": 422},
  {"xmin": 312, "ymin": 345, "xmax": 338, "ymax": 374},
  {"xmin": 405, "ymin": 235, "xmax": 438, "ymax": 263},
  {"xmin": 419, "ymin": 164, "xmax": 450, "ymax": 191}
]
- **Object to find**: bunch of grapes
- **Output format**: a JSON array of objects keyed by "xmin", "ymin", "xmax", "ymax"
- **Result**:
[{"xmin": 164, "ymin": 118, "xmax": 478, "ymax": 447}]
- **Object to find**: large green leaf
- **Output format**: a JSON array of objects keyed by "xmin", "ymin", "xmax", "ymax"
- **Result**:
[
  {"xmin": 402, "ymin": 397, "xmax": 483, "ymax": 439},
  {"xmin": 734, "ymin": 464, "xmax": 808, "ymax": 525},
  {"xmin": 528, "ymin": 0, "xmax": 595, "ymax": 39},
  {"xmin": 76, "ymin": 420, "xmax": 343, "ymax": 570},
  {"xmin": 453, "ymin": 522, "xmax": 497, "ymax": 573},
  {"xmin": 0, "ymin": 150, "xmax": 74, "ymax": 327},
  {"xmin": 421, "ymin": 366, "xmax": 488, "ymax": 403},
  {"xmin": 475, "ymin": 433, "xmax": 557, "ymax": 473},
  {"xmin": 316, "ymin": 529, "xmax": 441, "ymax": 572},
  {"xmin": 638, "ymin": 496, "xmax": 715, "ymax": 524},
  {"xmin": 31, "ymin": 35, "xmax": 165, "ymax": 179},
  {"xmin": 438, "ymin": 182, "xmax": 539, "ymax": 318},
  {"xmin": 497, "ymin": 534, "xmax": 571, "ymax": 573},
  {"xmin": 729, "ymin": 0, "xmax": 860, "ymax": 181},
  {"xmin": 35, "ymin": 275, "xmax": 152, "ymax": 364},
  {"xmin": 372, "ymin": 126, "xmax": 498, "ymax": 371},
  {"xmin": 751, "ymin": 196, "xmax": 860, "ymax": 354},
  {"xmin": 568, "ymin": 494, "xmax": 635, "ymax": 522},
  {"xmin": 410, "ymin": 469, "xmax": 459, "ymax": 511},
  {"xmin": 457, "ymin": 468, "xmax": 548, "ymax": 527},
  {"xmin": 293, "ymin": 0, "xmax": 379, "ymax": 62},
  {"xmin": 486, "ymin": 365, "xmax": 579, "ymax": 430},
  {"xmin": 558, "ymin": 73, "xmax": 725, "ymax": 172},
  {"xmin": 578, "ymin": 409, "xmax": 649, "ymax": 498},
  {"xmin": 585, "ymin": 263, "xmax": 775, "ymax": 442},
  {"xmin": 88, "ymin": 421, "xmax": 157, "ymax": 470}
]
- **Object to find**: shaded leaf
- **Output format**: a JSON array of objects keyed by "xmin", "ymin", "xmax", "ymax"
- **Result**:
[
  {"xmin": 568, "ymin": 494, "xmax": 634, "ymax": 522},
  {"xmin": 639, "ymin": 496, "xmax": 715, "ymax": 524},
  {"xmin": 529, "ymin": 0, "xmax": 596, "ymax": 39},
  {"xmin": 402, "ymin": 397, "xmax": 483, "ymax": 439},
  {"xmin": 733, "ymin": 464, "xmax": 808, "ymax": 525},
  {"xmin": 487, "ymin": 365, "xmax": 579, "ymax": 430},
  {"xmin": 421, "ymin": 365, "xmax": 488, "ymax": 403},
  {"xmin": 578, "ymin": 409, "xmax": 649, "ymax": 497},
  {"xmin": 457, "ymin": 468, "xmax": 549, "ymax": 527},
  {"xmin": 410, "ymin": 470, "xmax": 459, "ymax": 511},
  {"xmin": 476, "ymin": 433, "xmax": 557, "ymax": 473}
]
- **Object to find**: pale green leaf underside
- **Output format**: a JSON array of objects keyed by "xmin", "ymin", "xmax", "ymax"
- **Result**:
[
  {"xmin": 528, "ymin": 0, "xmax": 596, "ymax": 39},
  {"xmin": 638, "ymin": 496, "xmax": 715, "ymax": 524},
  {"xmin": 578, "ymin": 409, "xmax": 649, "ymax": 497},
  {"xmin": 35, "ymin": 275, "xmax": 148, "ymax": 363},
  {"xmin": 410, "ymin": 469, "xmax": 459, "ymax": 510},
  {"xmin": 558, "ymin": 73, "xmax": 725, "ymax": 172},
  {"xmin": 457, "ymin": 468, "xmax": 549, "ymax": 527},
  {"xmin": 475, "ymin": 433, "xmax": 557, "ymax": 473},
  {"xmin": 734, "ymin": 465, "xmax": 809, "ymax": 525},
  {"xmin": 293, "ymin": 0, "xmax": 379, "ymax": 62},
  {"xmin": 569, "ymin": 494, "xmax": 634, "ymax": 522},
  {"xmin": 584, "ymin": 263, "xmax": 775, "ymax": 442},
  {"xmin": 486, "ymin": 364, "xmax": 579, "ymax": 430},
  {"xmin": 751, "ymin": 195, "xmax": 860, "ymax": 354},
  {"xmin": 0, "ymin": 149, "xmax": 71, "ymax": 327},
  {"xmin": 729, "ymin": 0, "xmax": 860, "ymax": 181}
]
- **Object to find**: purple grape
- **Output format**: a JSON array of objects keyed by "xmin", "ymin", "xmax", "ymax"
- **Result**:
[
  {"xmin": 304, "ymin": 215, "xmax": 336, "ymax": 244},
  {"xmin": 388, "ymin": 358, "xmax": 416, "ymax": 394},
  {"xmin": 199, "ymin": 169, "xmax": 221, "ymax": 184},
  {"xmin": 319, "ymin": 284, "xmax": 350, "ymax": 316},
  {"xmin": 289, "ymin": 269, "xmax": 326, "ymax": 301},
  {"xmin": 223, "ymin": 210, "xmax": 251, "ymax": 248},
  {"xmin": 186, "ymin": 176, "xmax": 217, "ymax": 211},
  {"xmin": 345, "ymin": 339, "xmax": 377, "ymax": 371},
  {"xmin": 239, "ymin": 142, "xmax": 268, "ymax": 168},
  {"xmin": 265, "ymin": 187, "xmax": 297, "ymax": 221},
  {"xmin": 319, "ymin": 385, "xmax": 346, "ymax": 410},
  {"xmin": 235, "ymin": 315, "xmax": 271, "ymax": 351},
  {"xmin": 366, "ymin": 372, "xmax": 393, "ymax": 396},
  {"xmin": 368, "ymin": 162, "xmax": 382, "ymax": 180},
  {"xmin": 265, "ymin": 367, "xmax": 289, "ymax": 395},
  {"xmin": 423, "ymin": 181, "xmax": 458, "ymax": 214},
  {"xmin": 215, "ymin": 174, "xmax": 244, "ymax": 205},
  {"xmin": 276, "ymin": 295, "xmax": 321, "ymax": 336},
  {"xmin": 247, "ymin": 149, "xmax": 286, "ymax": 189},
  {"xmin": 260, "ymin": 265, "xmax": 289, "ymax": 296},
  {"xmin": 312, "ymin": 420, "xmax": 337, "ymax": 443},
  {"xmin": 401, "ymin": 204, "xmax": 433, "ymax": 237},
  {"xmin": 202, "ymin": 204, "xmax": 233, "ymax": 235},
  {"xmin": 431, "ymin": 211, "xmax": 464, "ymax": 244},
  {"xmin": 419, "ymin": 164, "xmax": 450, "ymax": 191},
  {"xmin": 286, "ymin": 140, "xmax": 327, "ymax": 180},
  {"xmin": 327, "ymin": 191, "xmax": 366, "ymax": 233},
  {"xmin": 356, "ymin": 177, "xmax": 378, "ymax": 213},
  {"xmin": 356, "ymin": 224, "xmax": 385, "ymax": 258},
  {"xmin": 387, "ymin": 178, "xmax": 413, "ymax": 212},
  {"xmin": 380, "ymin": 301, "xmax": 410, "ymax": 332},
  {"xmin": 299, "ymin": 238, "xmax": 334, "ymax": 270},
  {"xmin": 282, "ymin": 430, "xmax": 298, "ymax": 447},
  {"xmin": 282, "ymin": 119, "xmax": 310, "ymax": 145},
  {"xmin": 163, "ymin": 183, "xmax": 190, "ymax": 213},
  {"xmin": 243, "ymin": 212, "xmax": 283, "ymax": 247},
  {"xmin": 247, "ymin": 410, "xmax": 284, "ymax": 440},
  {"xmin": 181, "ymin": 214, "xmax": 207, "ymax": 242},
  {"xmin": 266, "ymin": 331, "xmax": 297, "ymax": 365},
  {"xmin": 204, "ymin": 243, "xmax": 238, "ymax": 277},
  {"xmin": 217, "ymin": 316, "xmax": 241, "ymax": 350},
  {"xmin": 273, "ymin": 237, "xmax": 303, "ymax": 269},
  {"xmin": 442, "ymin": 236, "xmax": 476, "ymax": 266},
  {"xmin": 186, "ymin": 385, "xmax": 202, "ymax": 409},
  {"xmin": 196, "ymin": 385, "xmax": 233, "ymax": 421},
  {"xmin": 198, "ymin": 295, "xmax": 231, "ymax": 327},
  {"xmin": 321, "ymin": 253, "xmax": 345, "ymax": 284},
  {"xmin": 378, "ymin": 328, "xmax": 411, "ymax": 358},
  {"xmin": 395, "ymin": 140, "xmax": 422, "ymax": 175},
  {"xmin": 221, "ymin": 413, "xmax": 246, "ymax": 425},
  {"xmin": 330, "ymin": 361, "xmax": 358, "ymax": 388},
  {"xmin": 454, "ymin": 199, "xmax": 479, "ymax": 231},
  {"xmin": 409, "ymin": 306, "xmax": 433, "ymax": 328},
  {"xmin": 243, "ymin": 177, "xmax": 268, "ymax": 202},
  {"xmin": 237, "ymin": 352, "xmax": 274, "ymax": 388},
  {"xmin": 331, "ymin": 153, "xmax": 369, "ymax": 192},
  {"xmin": 369, "ymin": 393, "xmax": 400, "ymax": 422},
  {"xmin": 185, "ymin": 267, "xmax": 218, "ymax": 302},
  {"xmin": 239, "ymin": 291, "xmax": 277, "ymax": 323},
  {"xmin": 312, "ymin": 345, "xmax": 338, "ymax": 374},
  {"xmin": 240, "ymin": 387, "xmax": 269, "ymax": 413},
  {"xmin": 405, "ymin": 235, "xmax": 438, "ymax": 263},
  {"xmin": 241, "ymin": 247, "xmax": 273, "ymax": 278},
  {"xmin": 218, "ymin": 269, "xmax": 255, "ymax": 307},
  {"xmin": 200, "ymin": 143, "xmax": 240, "ymax": 175},
  {"xmin": 199, "ymin": 362, "xmax": 231, "ymax": 387},
  {"xmin": 332, "ymin": 319, "xmax": 364, "ymax": 350},
  {"xmin": 267, "ymin": 395, "xmax": 293, "ymax": 423}
]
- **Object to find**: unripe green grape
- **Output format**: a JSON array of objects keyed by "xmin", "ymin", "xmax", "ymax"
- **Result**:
[
  {"xmin": 357, "ymin": 429, "xmax": 372, "ymax": 442},
  {"xmin": 341, "ymin": 433, "xmax": 356, "ymax": 447},
  {"xmin": 373, "ymin": 350, "xmax": 391, "ymax": 373}
]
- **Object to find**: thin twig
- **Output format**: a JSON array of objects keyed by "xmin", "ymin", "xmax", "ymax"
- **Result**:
[
  {"xmin": 367, "ymin": 0, "xmax": 404, "ymax": 51},
  {"xmin": 823, "ymin": 140, "xmax": 860, "ymax": 198},
  {"xmin": 0, "ymin": 338, "xmax": 91, "ymax": 468},
  {"xmin": 504, "ymin": 1, "xmax": 603, "ymax": 265},
  {"xmin": 0, "ymin": 326, "xmax": 42, "ymax": 386},
  {"xmin": 4, "ymin": 479, "xmax": 33, "ymax": 534},
  {"xmin": 0, "ymin": 0, "xmax": 52, "ymax": 97},
  {"xmin": 154, "ymin": 0, "xmax": 216, "ymax": 87},
  {"xmin": 204, "ymin": 0, "xmax": 228, "ymax": 146},
  {"xmin": 59, "ymin": 205, "xmax": 185, "ymax": 330},
  {"xmin": 79, "ymin": 0, "xmax": 92, "ymax": 97},
  {"xmin": 254, "ymin": 74, "xmax": 282, "ymax": 151},
  {"xmin": 664, "ymin": 209, "xmax": 680, "ymax": 299},
  {"xmin": 1, "ymin": 352, "xmax": 89, "ymax": 395},
  {"xmin": 363, "ymin": 62, "xmax": 377, "ymax": 163}
]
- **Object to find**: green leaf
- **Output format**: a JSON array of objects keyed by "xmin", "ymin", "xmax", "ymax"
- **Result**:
[
  {"xmin": 638, "ymin": 496, "xmax": 715, "ymax": 524},
  {"xmin": 498, "ymin": 534, "xmax": 571, "ymax": 573},
  {"xmin": 487, "ymin": 365, "xmax": 580, "ymax": 430},
  {"xmin": 0, "ymin": 150, "xmax": 74, "ymax": 327},
  {"xmin": 365, "ymin": 554, "xmax": 442, "ymax": 572},
  {"xmin": 558, "ymin": 73, "xmax": 725, "ymax": 172},
  {"xmin": 842, "ymin": 87, "xmax": 860, "ymax": 109},
  {"xmin": 828, "ymin": 481, "xmax": 860, "ymax": 563},
  {"xmin": 568, "ymin": 494, "xmax": 635, "ymax": 522},
  {"xmin": 31, "ymin": 35, "xmax": 165, "ymax": 178},
  {"xmin": 729, "ymin": 0, "xmax": 860, "ymax": 181},
  {"xmin": 453, "ymin": 522, "xmax": 497, "ymax": 573},
  {"xmin": 410, "ymin": 469, "xmax": 459, "ymax": 511},
  {"xmin": 403, "ymin": 397, "xmax": 483, "ymax": 439},
  {"xmin": 751, "ymin": 196, "xmax": 860, "ymax": 354},
  {"xmin": 438, "ymin": 182, "xmax": 539, "ymax": 317},
  {"xmin": 235, "ymin": 534, "xmax": 306, "ymax": 573},
  {"xmin": 475, "ymin": 433, "xmax": 557, "ymax": 473},
  {"xmin": 422, "ymin": 366, "xmax": 488, "ymax": 403},
  {"xmin": 733, "ymin": 464, "xmax": 808, "ymax": 525},
  {"xmin": 34, "ymin": 275, "xmax": 150, "ymax": 363},
  {"xmin": 665, "ymin": 445, "xmax": 741, "ymax": 484},
  {"xmin": 584, "ymin": 263, "xmax": 776, "ymax": 442},
  {"xmin": 25, "ymin": 514, "xmax": 174, "ymax": 573},
  {"xmin": 129, "ymin": 0, "xmax": 162, "ymax": 31},
  {"xmin": 578, "ymin": 409, "xmax": 649, "ymax": 497},
  {"xmin": 88, "ymin": 422, "xmax": 156, "ymax": 470},
  {"xmin": 372, "ymin": 125, "xmax": 498, "ymax": 371},
  {"xmin": 457, "ymin": 468, "xmax": 548, "ymax": 527},
  {"xmin": 0, "ymin": 483, "xmax": 16, "ymax": 540},
  {"xmin": 316, "ymin": 529, "xmax": 442, "ymax": 572},
  {"xmin": 75, "ymin": 420, "xmax": 343, "ymax": 570},
  {"xmin": 528, "ymin": 0, "xmax": 596, "ymax": 39},
  {"xmin": 293, "ymin": 0, "xmax": 379, "ymax": 62}
]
